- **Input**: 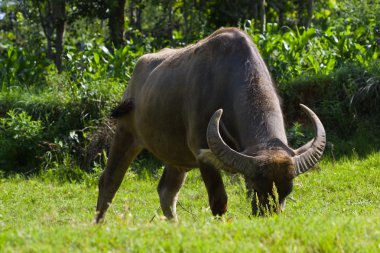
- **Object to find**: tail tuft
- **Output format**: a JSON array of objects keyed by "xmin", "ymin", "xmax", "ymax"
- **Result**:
[{"xmin": 110, "ymin": 99, "xmax": 134, "ymax": 118}]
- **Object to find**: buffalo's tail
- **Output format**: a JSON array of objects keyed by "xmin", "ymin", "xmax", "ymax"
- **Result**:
[{"xmin": 110, "ymin": 99, "xmax": 134, "ymax": 118}]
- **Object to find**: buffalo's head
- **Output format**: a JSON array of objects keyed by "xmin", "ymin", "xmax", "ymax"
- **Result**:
[{"xmin": 206, "ymin": 105, "xmax": 326, "ymax": 215}]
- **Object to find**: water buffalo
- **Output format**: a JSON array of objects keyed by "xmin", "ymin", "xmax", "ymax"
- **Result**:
[{"xmin": 95, "ymin": 27, "xmax": 326, "ymax": 222}]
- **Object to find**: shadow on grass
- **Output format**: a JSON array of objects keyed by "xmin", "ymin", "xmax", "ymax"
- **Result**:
[{"xmin": 323, "ymin": 124, "xmax": 380, "ymax": 162}]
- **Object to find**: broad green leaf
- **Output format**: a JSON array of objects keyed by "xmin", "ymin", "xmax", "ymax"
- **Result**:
[{"xmin": 93, "ymin": 52, "xmax": 100, "ymax": 64}]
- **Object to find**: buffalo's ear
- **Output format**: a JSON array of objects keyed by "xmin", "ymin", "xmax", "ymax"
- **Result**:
[{"xmin": 110, "ymin": 99, "xmax": 134, "ymax": 118}]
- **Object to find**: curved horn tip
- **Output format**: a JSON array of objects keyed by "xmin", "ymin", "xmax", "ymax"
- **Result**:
[
  {"xmin": 215, "ymin": 108, "xmax": 223, "ymax": 115},
  {"xmin": 211, "ymin": 109, "xmax": 224, "ymax": 120},
  {"xmin": 299, "ymin": 104, "xmax": 313, "ymax": 113}
]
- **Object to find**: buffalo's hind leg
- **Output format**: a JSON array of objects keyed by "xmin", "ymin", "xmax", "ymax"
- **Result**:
[
  {"xmin": 199, "ymin": 162, "xmax": 228, "ymax": 216},
  {"xmin": 95, "ymin": 124, "xmax": 142, "ymax": 223},
  {"xmin": 157, "ymin": 165, "xmax": 187, "ymax": 221}
]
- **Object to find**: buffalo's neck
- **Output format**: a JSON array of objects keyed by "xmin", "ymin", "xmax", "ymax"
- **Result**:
[
  {"xmin": 238, "ymin": 110, "xmax": 287, "ymax": 150},
  {"xmin": 234, "ymin": 81, "xmax": 287, "ymax": 150}
]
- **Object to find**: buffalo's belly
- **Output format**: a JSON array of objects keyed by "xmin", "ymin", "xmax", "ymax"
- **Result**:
[{"xmin": 135, "ymin": 124, "xmax": 198, "ymax": 168}]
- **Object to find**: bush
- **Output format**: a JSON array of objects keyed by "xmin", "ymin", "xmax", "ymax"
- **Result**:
[
  {"xmin": 0, "ymin": 44, "xmax": 53, "ymax": 90},
  {"xmin": 0, "ymin": 74, "xmax": 125, "ymax": 174},
  {"xmin": 281, "ymin": 63, "xmax": 380, "ymax": 158},
  {"xmin": 0, "ymin": 110, "xmax": 44, "ymax": 173}
]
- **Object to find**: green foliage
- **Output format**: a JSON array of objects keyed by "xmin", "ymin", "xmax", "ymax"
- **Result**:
[
  {"xmin": 0, "ymin": 110, "xmax": 44, "ymax": 172},
  {"xmin": 130, "ymin": 151, "xmax": 163, "ymax": 180},
  {"xmin": 244, "ymin": 18, "xmax": 379, "ymax": 82},
  {"xmin": 281, "ymin": 63, "xmax": 380, "ymax": 143},
  {"xmin": 0, "ymin": 75, "xmax": 125, "ymax": 174},
  {"xmin": 0, "ymin": 44, "xmax": 53, "ymax": 89},
  {"xmin": 39, "ymin": 152, "xmax": 103, "ymax": 186},
  {"xmin": 64, "ymin": 41, "xmax": 142, "ymax": 82},
  {"xmin": 334, "ymin": 0, "xmax": 380, "ymax": 31},
  {"xmin": 327, "ymin": 118, "xmax": 380, "ymax": 158},
  {"xmin": 286, "ymin": 122, "xmax": 310, "ymax": 148},
  {"xmin": 350, "ymin": 61, "xmax": 380, "ymax": 115}
]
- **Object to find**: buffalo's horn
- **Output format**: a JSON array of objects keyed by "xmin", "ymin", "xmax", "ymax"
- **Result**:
[
  {"xmin": 206, "ymin": 109, "xmax": 257, "ymax": 176},
  {"xmin": 292, "ymin": 104, "xmax": 326, "ymax": 176}
]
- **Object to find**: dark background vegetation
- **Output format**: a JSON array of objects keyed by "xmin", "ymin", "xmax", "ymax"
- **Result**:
[{"xmin": 0, "ymin": 0, "xmax": 379, "ymax": 177}]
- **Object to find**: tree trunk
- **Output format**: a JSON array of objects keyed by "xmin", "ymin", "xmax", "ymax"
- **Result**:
[
  {"xmin": 129, "ymin": 1, "xmax": 134, "ymax": 28},
  {"xmin": 306, "ymin": 0, "xmax": 313, "ymax": 28},
  {"xmin": 37, "ymin": 0, "xmax": 66, "ymax": 71},
  {"xmin": 53, "ymin": 0, "xmax": 65, "ymax": 73},
  {"xmin": 129, "ymin": 0, "xmax": 142, "ymax": 31},
  {"xmin": 46, "ymin": 38, "xmax": 53, "ymax": 60},
  {"xmin": 277, "ymin": 1, "xmax": 285, "ymax": 28},
  {"xmin": 268, "ymin": 1, "xmax": 284, "ymax": 30},
  {"xmin": 259, "ymin": 0, "xmax": 265, "ymax": 33},
  {"xmin": 297, "ymin": 0, "xmax": 306, "ymax": 27},
  {"xmin": 199, "ymin": 0, "xmax": 206, "ymax": 10},
  {"xmin": 135, "ymin": 2, "xmax": 142, "ymax": 31},
  {"xmin": 183, "ymin": 0, "xmax": 188, "ymax": 39},
  {"xmin": 37, "ymin": 1, "xmax": 54, "ymax": 60},
  {"xmin": 252, "ymin": 0, "xmax": 258, "ymax": 29},
  {"xmin": 108, "ymin": 0, "xmax": 126, "ymax": 49},
  {"xmin": 167, "ymin": 0, "xmax": 173, "ymax": 40}
]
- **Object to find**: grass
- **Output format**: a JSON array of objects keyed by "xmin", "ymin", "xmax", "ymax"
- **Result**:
[{"xmin": 1, "ymin": 153, "xmax": 380, "ymax": 252}]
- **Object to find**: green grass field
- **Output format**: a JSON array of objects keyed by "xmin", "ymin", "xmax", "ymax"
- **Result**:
[{"xmin": 1, "ymin": 153, "xmax": 380, "ymax": 252}]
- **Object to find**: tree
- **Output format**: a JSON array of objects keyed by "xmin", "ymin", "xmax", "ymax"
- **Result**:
[
  {"xmin": 108, "ymin": 0, "xmax": 126, "ymax": 48},
  {"xmin": 53, "ymin": 0, "xmax": 65, "ymax": 72},
  {"xmin": 297, "ymin": 0, "xmax": 313, "ymax": 28},
  {"xmin": 268, "ymin": 0, "xmax": 285, "ymax": 28},
  {"xmin": 33, "ymin": 0, "xmax": 66, "ymax": 72},
  {"xmin": 252, "ymin": 0, "xmax": 258, "ymax": 28},
  {"xmin": 129, "ymin": 0, "xmax": 143, "ymax": 31},
  {"xmin": 258, "ymin": 0, "xmax": 265, "ymax": 33},
  {"xmin": 306, "ymin": 0, "xmax": 313, "ymax": 28},
  {"xmin": 72, "ymin": 0, "xmax": 126, "ymax": 49}
]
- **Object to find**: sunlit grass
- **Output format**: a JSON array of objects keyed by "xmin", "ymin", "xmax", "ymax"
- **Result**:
[{"xmin": 1, "ymin": 153, "xmax": 380, "ymax": 252}]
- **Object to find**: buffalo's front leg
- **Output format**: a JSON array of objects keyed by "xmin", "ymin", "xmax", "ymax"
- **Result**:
[
  {"xmin": 199, "ymin": 162, "xmax": 228, "ymax": 216},
  {"xmin": 157, "ymin": 165, "xmax": 187, "ymax": 221},
  {"xmin": 95, "ymin": 124, "xmax": 142, "ymax": 223}
]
